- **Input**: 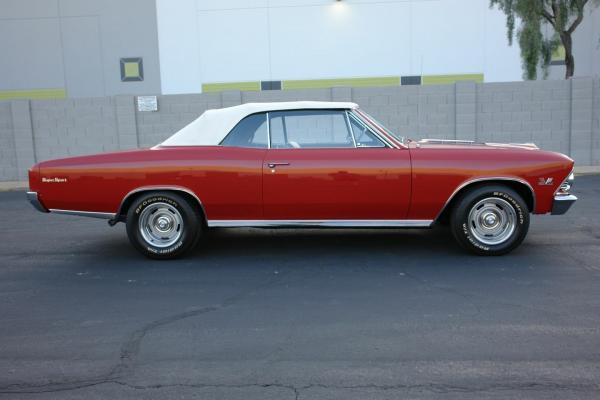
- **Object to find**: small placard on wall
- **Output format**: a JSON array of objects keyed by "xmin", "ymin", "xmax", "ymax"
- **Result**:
[{"xmin": 137, "ymin": 96, "xmax": 158, "ymax": 112}]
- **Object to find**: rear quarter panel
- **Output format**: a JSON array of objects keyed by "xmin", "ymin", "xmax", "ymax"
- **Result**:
[{"xmin": 34, "ymin": 147, "xmax": 266, "ymax": 220}]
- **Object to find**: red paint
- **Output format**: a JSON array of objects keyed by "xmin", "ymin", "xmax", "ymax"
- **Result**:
[
  {"xmin": 29, "ymin": 142, "xmax": 574, "ymax": 221},
  {"xmin": 263, "ymin": 148, "xmax": 411, "ymax": 219},
  {"xmin": 31, "ymin": 147, "xmax": 266, "ymax": 220},
  {"xmin": 407, "ymin": 142, "xmax": 573, "ymax": 217}
]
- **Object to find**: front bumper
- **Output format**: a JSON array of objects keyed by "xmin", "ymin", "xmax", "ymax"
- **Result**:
[
  {"xmin": 26, "ymin": 191, "xmax": 49, "ymax": 213},
  {"xmin": 551, "ymin": 194, "xmax": 577, "ymax": 215}
]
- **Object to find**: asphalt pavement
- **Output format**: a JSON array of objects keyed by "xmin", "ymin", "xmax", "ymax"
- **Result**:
[{"xmin": 1, "ymin": 176, "xmax": 600, "ymax": 399}]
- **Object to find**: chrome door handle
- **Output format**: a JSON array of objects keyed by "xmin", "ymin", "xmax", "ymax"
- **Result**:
[{"xmin": 267, "ymin": 162, "xmax": 290, "ymax": 168}]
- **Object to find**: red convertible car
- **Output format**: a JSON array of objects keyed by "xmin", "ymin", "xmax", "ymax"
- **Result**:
[{"xmin": 27, "ymin": 101, "xmax": 576, "ymax": 259}]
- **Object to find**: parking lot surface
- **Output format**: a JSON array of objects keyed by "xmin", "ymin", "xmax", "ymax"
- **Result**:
[{"xmin": 1, "ymin": 176, "xmax": 599, "ymax": 399}]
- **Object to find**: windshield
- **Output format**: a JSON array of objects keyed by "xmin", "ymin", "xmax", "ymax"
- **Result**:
[{"xmin": 356, "ymin": 109, "xmax": 405, "ymax": 144}]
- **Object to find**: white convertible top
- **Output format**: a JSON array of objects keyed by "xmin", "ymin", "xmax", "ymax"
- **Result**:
[{"xmin": 159, "ymin": 101, "xmax": 358, "ymax": 147}]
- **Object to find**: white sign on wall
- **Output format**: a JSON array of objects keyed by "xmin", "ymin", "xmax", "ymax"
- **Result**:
[{"xmin": 137, "ymin": 96, "xmax": 158, "ymax": 112}]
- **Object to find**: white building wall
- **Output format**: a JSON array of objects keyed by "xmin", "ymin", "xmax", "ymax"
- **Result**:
[
  {"xmin": 0, "ymin": 0, "xmax": 162, "ymax": 98},
  {"xmin": 156, "ymin": 0, "xmax": 203, "ymax": 95},
  {"xmin": 156, "ymin": 0, "xmax": 524, "ymax": 94}
]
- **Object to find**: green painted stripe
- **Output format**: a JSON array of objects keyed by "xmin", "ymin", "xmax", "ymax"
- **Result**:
[
  {"xmin": 282, "ymin": 76, "xmax": 400, "ymax": 90},
  {"xmin": 421, "ymin": 74, "xmax": 484, "ymax": 85},
  {"xmin": 552, "ymin": 45, "xmax": 566, "ymax": 61},
  {"xmin": 200, "ymin": 74, "xmax": 484, "ymax": 93},
  {"xmin": 0, "ymin": 88, "xmax": 66, "ymax": 100},
  {"xmin": 202, "ymin": 81, "xmax": 260, "ymax": 92}
]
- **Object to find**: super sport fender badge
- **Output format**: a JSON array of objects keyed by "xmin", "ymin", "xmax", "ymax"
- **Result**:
[{"xmin": 42, "ymin": 177, "xmax": 68, "ymax": 183}]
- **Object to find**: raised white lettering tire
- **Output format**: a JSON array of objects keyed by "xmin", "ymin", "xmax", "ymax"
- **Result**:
[
  {"xmin": 450, "ymin": 185, "xmax": 529, "ymax": 256},
  {"xmin": 126, "ymin": 192, "xmax": 201, "ymax": 259}
]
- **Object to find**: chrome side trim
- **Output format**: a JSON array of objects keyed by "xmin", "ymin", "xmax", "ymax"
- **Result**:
[
  {"xmin": 420, "ymin": 139, "xmax": 476, "ymax": 145},
  {"xmin": 117, "ymin": 185, "xmax": 206, "ymax": 218},
  {"xmin": 26, "ymin": 192, "xmax": 49, "ymax": 213},
  {"xmin": 266, "ymin": 111, "xmax": 271, "ymax": 149},
  {"xmin": 434, "ymin": 176, "xmax": 536, "ymax": 221},
  {"xmin": 207, "ymin": 220, "xmax": 433, "ymax": 228},
  {"xmin": 49, "ymin": 209, "xmax": 116, "ymax": 219},
  {"xmin": 41, "ymin": 185, "xmax": 205, "ymax": 222}
]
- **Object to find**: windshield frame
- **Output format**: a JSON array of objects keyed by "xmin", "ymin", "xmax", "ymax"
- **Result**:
[{"xmin": 354, "ymin": 109, "xmax": 406, "ymax": 147}]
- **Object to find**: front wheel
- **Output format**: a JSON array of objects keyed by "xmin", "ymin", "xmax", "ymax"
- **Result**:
[
  {"xmin": 450, "ymin": 185, "xmax": 529, "ymax": 256},
  {"xmin": 126, "ymin": 191, "xmax": 202, "ymax": 259}
]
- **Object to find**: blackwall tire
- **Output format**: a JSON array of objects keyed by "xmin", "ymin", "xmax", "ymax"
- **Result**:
[
  {"xmin": 450, "ymin": 185, "xmax": 529, "ymax": 256},
  {"xmin": 125, "ymin": 191, "xmax": 201, "ymax": 259}
]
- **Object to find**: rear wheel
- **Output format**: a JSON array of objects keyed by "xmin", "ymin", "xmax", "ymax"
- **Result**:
[
  {"xmin": 126, "ymin": 191, "xmax": 201, "ymax": 259},
  {"xmin": 450, "ymin": 185, "xmax": 529, "ymax": 256}
]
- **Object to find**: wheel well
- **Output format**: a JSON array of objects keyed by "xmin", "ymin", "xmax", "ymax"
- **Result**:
[
  {"xmin": 117, "ymin": 189, "xmax": 207, "ymax": 226},
  {"xmin": 435, "ymin": 179, "xmax": 535, "ymax": 224}
]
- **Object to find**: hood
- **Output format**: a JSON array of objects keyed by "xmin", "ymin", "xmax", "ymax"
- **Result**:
[{"xmin": 414, "ymin": 139, "xmax": 539, "ymax": 151}]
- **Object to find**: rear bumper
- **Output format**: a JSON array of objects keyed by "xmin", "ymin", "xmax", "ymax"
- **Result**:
[
  {"xmin": 551, "ymin": 194, "xmax": 577, "ymax": 215},
  {"xmin": 26, "ymin": 191, "xmax": 49, "ymax": 213}
]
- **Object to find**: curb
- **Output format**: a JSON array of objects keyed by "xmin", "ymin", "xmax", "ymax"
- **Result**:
[
  {"xmin": 0, "ymin": 181, "xmax": 28, "ymax": 192},
  {"xmin": 573, "ymin": 166, "xmax": 600, "ymax": 175}
]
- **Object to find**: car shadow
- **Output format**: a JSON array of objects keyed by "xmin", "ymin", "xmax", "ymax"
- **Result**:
[
  {"xmin": 67, "ymin": 224, "xmax": 542, "ymax": 275},
  {"xmin": 73, "ymin": 225, "xmax": 466, "ymax": 263},
  {"xmin": 193, "ymin": 225, "xmax": 462, "ymax": 258}
]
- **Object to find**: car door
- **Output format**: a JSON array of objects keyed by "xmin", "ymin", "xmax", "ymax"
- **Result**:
[
  {"xmin": 263, "ymin": 109, "xmax": 411, "ymax": 221},
  {"xmin": 207, "ymin": 112, "xmax": 268, "ymax": 221}
]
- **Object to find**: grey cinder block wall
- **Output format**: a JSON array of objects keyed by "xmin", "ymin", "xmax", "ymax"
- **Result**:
[{"xmin": 0, "ymin": 78, "xmax": 599, "ymax": 181}]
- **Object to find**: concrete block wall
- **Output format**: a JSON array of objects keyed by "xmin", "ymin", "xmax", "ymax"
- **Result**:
[
  {"xmin": 0, "ymin": 102, "xmax": 17, "ymax": 181},
  {"xmin": 591, "ymin": 79, "xmax": 600, "ymax": 165},
  {"xmin": 30, "ymin": 97, "xmax": 120, "ymax": 163},
  {"xmin": 569, "ymin": 78, "xmax": 595, "ymax": 165},
  {"xmin": 1, "ymin": 78, "xmax": 599, "ymax": 181},
  {"xmin": 11, "ymin": 101, "xmax": 36, "ymax": 181},
  {"xmin": 136, "ymin": 93, "xmax": 221, "ymax": 148},
  {"xmin": 476, "ymin": 80, "xmax": 572, "ymax": 155},
  {"xmin": 114, "ymin": 96, "xmax": 138, "ymax": 150},
  {"xmin": 353, "ymin": 85, "xmax": 456, "ymax": 140}
]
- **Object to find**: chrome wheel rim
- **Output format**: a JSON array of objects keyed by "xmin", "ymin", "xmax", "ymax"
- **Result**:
[
  {"xmin": 138, "ymin": 202, "xmax": 183, "ymax": 248},
  {"xmin": 468, "ymin": 197, "xmax": 516, "ymax": 246}
]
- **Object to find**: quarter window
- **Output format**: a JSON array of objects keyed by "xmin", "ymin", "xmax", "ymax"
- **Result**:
[
  {"xmin": 269, "ymin": 110, "xmax": 354, "ymax": 149},
  {"xmin": 220, "ymin": 113, "xmax": 268, "ymax": 148}
]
